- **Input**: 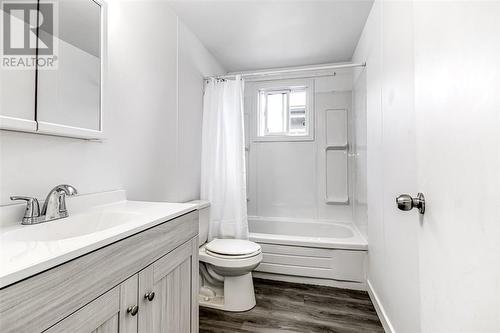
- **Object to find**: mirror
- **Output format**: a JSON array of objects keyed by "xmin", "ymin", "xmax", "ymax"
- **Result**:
[
  {"xmin": 37, "ymin": 0, "xmax": 103, "ymax": 138},
  {"xmin": 0, "ymin": 2, "xmax": 38, "ymax": 131},
  {"xmin": 0, "ymin": 0, "xmax": 104, "ymax": 139}
]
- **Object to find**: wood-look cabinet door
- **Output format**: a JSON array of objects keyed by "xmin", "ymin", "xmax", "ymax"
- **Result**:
[
  {"xmin": 119, "ymin": 274, "xmax": 139, "ymax": 333},
  {"xmin": 138, "ymin": 237, "xmax": 199, "ymax": 333},
  {"xmin": 44, "ymin": 286, "xmax": 120, "ymax": 333}
]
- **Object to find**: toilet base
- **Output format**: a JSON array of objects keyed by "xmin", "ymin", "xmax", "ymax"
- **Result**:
[{"xmin": 199, "ymin": 272, "xmax": 256, "ymax": 312}]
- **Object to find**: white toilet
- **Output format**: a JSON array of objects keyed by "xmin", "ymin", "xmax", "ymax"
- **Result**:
[{"xmin": 196, "ymin": 203, "xmax": 262, "ymax": 312}]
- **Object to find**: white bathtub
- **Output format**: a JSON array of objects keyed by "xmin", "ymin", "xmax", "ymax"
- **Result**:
[
  {"xmin": 248, "ymin": 217, "xmax": 368, "ymax": 286},
  {"xmin": 249, "ymin": 217, "xmax": 367, "ymax": 250}
]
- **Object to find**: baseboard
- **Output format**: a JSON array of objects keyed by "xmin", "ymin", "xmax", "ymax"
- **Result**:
[
  {"xmin": 253, "ymin": 272, "xmax": 366, "ymax": 291},
  {"xmin": 367, "ymin": 279, "xmax": 395, "ymax": 333}
]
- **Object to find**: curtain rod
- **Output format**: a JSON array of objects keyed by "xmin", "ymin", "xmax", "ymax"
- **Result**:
[{"xmin": 204, "ymin": 62, "xmax": 366, "ymax": 80}]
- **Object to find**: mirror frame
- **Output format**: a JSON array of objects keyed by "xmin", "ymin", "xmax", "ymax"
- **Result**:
[{"xmin": 0, "ymin": 0, "xmax": 106, "ymax": 140}]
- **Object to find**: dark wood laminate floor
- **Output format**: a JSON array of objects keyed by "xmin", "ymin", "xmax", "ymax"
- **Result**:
[{"xmin": 200, "ymin": 278, "xmax": 384, "ymax": 333}]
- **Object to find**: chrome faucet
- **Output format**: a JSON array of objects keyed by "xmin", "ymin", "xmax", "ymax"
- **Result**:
[{"xmin": 10, "ymin": 184, "xmax": 78, "ymax": 225}]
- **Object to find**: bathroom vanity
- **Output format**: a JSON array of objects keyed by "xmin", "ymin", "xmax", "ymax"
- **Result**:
[{"xmin": 0, "ymin": 191, "xmax": 199, "ymax": 333}]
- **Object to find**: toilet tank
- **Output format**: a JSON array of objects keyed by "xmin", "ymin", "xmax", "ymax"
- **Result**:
[
  {"xmin": 198, "ymin": 206, "xmax": 209, "ymax": 246},
  {"xmin": 187, "ymin": 200, "xmax": 210, "ymax": 246}
]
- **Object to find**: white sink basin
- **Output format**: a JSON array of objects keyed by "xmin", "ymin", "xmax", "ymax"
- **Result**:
[{"xmin": 4, "ymin": 210, "xmax": 142, "ymax": 242}]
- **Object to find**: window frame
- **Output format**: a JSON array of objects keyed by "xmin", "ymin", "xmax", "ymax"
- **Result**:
[{"xmin": 254, "ymin": 79, "xmax": 314, "ymax": 142}]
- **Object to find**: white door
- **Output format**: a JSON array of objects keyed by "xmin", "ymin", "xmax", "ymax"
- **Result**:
[
  {"xmin": 374, "ymin": 1, "xmax": 421, "ymax": 332},
  {"xmin": 414, "ymin": 2, "xmax": 500, "ymax": 331},
  {"xmin": 355, "ymin": 2, "xmax": 422, "ymax": 331}
]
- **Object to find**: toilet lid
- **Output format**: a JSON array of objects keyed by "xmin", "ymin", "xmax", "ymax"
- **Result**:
[{"xmin": 205, "ymin": 239, "xmax": 261, "ymax": 256}]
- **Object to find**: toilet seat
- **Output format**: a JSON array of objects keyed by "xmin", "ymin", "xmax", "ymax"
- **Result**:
[
  {"xmin": 205, "ymin": 249, "xmax": 261, "ymax": 260},
  {"xmin": 199, "ymin": 244, "xmax": 263, "ymax": 269},
  {"xmin": 205, "ymin": 239, "xmax": 261, "ymax": 257}
]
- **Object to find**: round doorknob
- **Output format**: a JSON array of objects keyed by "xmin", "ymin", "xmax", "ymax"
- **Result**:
[
  {"xmin": 144, "ymin": 291, "xmax": 155, "ymax": 301},
  {"xmin": 396, "ymin": 194, "xmax": 413, "ymax": 211},
  {"xmin": 127, "ymin": 305, "xmax": 139, "ymax": 316},
  {"xmin": 396, "ymin": 193, "xmax": 425, "ymax": 214}
]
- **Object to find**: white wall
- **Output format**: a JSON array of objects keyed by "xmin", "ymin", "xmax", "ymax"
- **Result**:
[
  {"xmin": 414, "ymin": 2, "xmax": 500, "ymax": 331},
  {"xmin": 0, "ymin": 1, "xmax": 224, "ymax": 205},
  {"xmin": 176, "ymin": 21, "xmax": 226, "ymax": 202}
]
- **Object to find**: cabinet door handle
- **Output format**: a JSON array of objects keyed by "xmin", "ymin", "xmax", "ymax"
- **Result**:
[
  {"xmin": 127, "ymin": 305, "xmax": 139, "ymax": 316},
  {"xmin": 144, "ymin": 291, "xmax": 155, "ymax": 301}
]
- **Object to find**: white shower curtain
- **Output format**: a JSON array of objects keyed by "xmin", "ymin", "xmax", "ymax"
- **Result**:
[{"xmin": 200, "ymin": 76, "xmax": 249, "ymax": 240}]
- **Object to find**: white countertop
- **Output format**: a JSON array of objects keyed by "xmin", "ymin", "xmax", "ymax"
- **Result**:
[{"xmin": 0, "ymin": 190, "xmax": 198, "ymax": 288}]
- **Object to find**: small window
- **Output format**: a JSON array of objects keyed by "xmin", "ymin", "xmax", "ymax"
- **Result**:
[{"xmin": 257, "ymin": 86, "xmax": 312, "ymax": 141}]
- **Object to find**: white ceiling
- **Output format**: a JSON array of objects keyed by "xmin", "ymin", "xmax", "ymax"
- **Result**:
[{"xmin": 168, "ymin": 0, "xmax": 373, "ymax": 72}]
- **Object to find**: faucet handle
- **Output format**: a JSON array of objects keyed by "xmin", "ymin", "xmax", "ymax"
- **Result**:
[{"xmin": 10, "ymin": 196, "xmax": 41, "ymax": 219}]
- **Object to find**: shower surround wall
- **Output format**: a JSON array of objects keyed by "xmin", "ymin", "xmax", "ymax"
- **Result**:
[{"xmin": 245, "ymin": 72, "xmax": 358, "ymax": 224}]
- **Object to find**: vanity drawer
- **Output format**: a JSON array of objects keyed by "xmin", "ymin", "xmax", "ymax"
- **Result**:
[
  {"xmin": 0, "ymin": 211, "xmax": 198, "ymax": 333},
  {"xmin": 43, "ymin": 286, "xmax": 121, "ymax": 333}
]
